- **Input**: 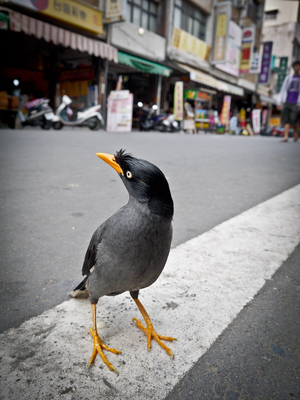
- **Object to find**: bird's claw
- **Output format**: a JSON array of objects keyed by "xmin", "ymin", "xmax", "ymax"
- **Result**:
[
  {"xmin": 132, "ymin": 317, "xmax": 176, "ymax": 358},
  {"xmin": 89, "ymin": 327, "xmax": 121, "ymax": 374}
]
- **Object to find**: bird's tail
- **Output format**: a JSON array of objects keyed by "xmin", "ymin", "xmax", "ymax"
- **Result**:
[{"xmin": 69, "ymin": 276, "xmax": 89, "ymax": 299}]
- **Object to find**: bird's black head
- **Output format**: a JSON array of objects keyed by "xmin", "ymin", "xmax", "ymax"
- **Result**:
[{"xmin": 114, "ymin": 149, "xmax": 174, "ymax": 219}]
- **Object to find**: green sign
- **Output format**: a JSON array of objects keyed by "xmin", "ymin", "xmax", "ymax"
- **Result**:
[
  {"xmin": 0, "ymin": 12, "xmax": 9, "ymax": 30},
  {"xmin": 277, "ymin": 57, "xmax": 288, "ymax": 92}
]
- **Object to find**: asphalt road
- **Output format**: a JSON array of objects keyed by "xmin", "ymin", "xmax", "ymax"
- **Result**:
[{"xmin": 0, "ymin": 128, "xmax": 300, "ymax": 333}]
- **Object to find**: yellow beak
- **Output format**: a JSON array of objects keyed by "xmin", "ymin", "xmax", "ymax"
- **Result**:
[{"xmin": 96, "ymin": 153, "xmax": 123, "ymax": 175}]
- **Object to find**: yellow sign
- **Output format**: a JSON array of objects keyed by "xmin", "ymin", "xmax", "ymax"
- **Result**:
[
  {"xmin": 216, "ymin": 14, "xmax": 227, "ymax": 37},
  {"xmin": 171, "ymin": 27, "xmax": 211, "ymax": 61},
  {"xmin": 41, "ymin": 0, "xmax": 103, "ymax": 34},
  {"xmin": 174, "ymin": 81, "xmax": 184, "ymax": 121},
  {"xmin": 212, "ymin": 3, "xmax": 231, "ymax": 63},
  {"xmin": 269, "ymin": 117, "xmax": 281, "ymax": 126}
]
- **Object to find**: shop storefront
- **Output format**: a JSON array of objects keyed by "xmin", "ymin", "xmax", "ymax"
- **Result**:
[
  {"xmin": 105, "ymin": 50, "xmax": 172, "ymax": 128},
  {"xmin": 0, "ymin": 3, "xmax": 118, "ymax": 126}
]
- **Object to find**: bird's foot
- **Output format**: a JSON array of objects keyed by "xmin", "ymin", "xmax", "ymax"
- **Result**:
[
  {"xmin": 88, "ymin": 327, "xmax": 121, "ymax": 374},
  {"xmin": 132, "ymin": 317, "xmax": 176, "ymax": 358}
]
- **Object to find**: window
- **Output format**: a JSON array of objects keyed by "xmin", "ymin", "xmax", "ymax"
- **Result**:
[
  {"xmin": 174, "ymin": 0, "xmax": 207, "ymax": 41},
  {"xmin": 127, "ymin": 0, "xmax": 158, "ymax": 34},
  {"xmin": 264, "ymin": 9, "xmax": 278, "ymax": 21}
]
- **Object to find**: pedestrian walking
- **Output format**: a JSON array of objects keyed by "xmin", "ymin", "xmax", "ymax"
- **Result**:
[{"xmin": 277, "ymin": 60, "xmax": 300, "ymax": 142}]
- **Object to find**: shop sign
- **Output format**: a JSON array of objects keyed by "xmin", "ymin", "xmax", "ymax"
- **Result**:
[
  {"xmin": 269, "ymin": 117, "xmax": 280, "ymax": 126},
  {"xmin": 249, "ymin": 52, "xmax": 261, "ymax": 74},
  {"xmin": 171, "ymin": 27, "xmax": 211, "ymax": 61},
  {"xmin": 220, "ymin": 95, "xmax": 231, "ymax": 126},
  {"xmin": 9, "ymin": 0, "xmax": 103, "ymax": 34},
  {"xmin": 107, "ymin": 91, "xmax": 133, "ymax": 132},
  {"xmin": 276, "ymin": 57, "xmax": 288, "ymax": 92},
  {"xmin": 215, "ymin": 20, "xmax": 242, "ymax": 77},
  {"xmin": 0, "ymin": 12, "xmax": 9, "ymax": 30},
  {"xmin": 184, "ymin": 90, "xmax": 212, "ymax": 101},
  {"xmin": 259, "ymin": 42, "xmax": 273, "ymax": 85},
  {"xmin": 211, "ymin": 2, "xmax": 231, "ymax": 64},
  {"xmin": 174, "ymin": 82, "xmax": 184, "ymax": 121},
  {"xmin": 59, "ymin": 66, "xmax": 94, "ymax": 82},
  {"xmin": 105, "ymin": 0, "xmax": 127, "ymax": 23},
  {"xmin": 239, "ymin": 26, "xmax": 255, "ymax": 74}
]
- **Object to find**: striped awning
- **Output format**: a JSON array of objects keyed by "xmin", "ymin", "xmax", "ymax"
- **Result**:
[{"xmin": 8, "ymin": 10, "xmax": 118, "ymax": 63}]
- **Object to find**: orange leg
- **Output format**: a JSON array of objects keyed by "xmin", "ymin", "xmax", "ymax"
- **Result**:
[
  {"xmin": 132, "ymin": 298, "xmax": 176, "ymax": 358},
  {"xmin": 88, "ymin": 303, "xmax": 121, "ymax": 374}
]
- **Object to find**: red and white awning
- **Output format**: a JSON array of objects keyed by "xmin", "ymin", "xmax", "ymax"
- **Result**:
[{"xmin": 8, "ymin": 10, "xmax": 118, "ymax": 63}]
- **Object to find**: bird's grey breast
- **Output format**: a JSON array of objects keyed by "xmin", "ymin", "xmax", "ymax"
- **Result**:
[{"xmin": 88, "ymin": 201, "xmax": 172, "ymax": 298}]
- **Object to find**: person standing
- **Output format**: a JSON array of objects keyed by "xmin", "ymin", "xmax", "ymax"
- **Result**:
[{"xmin": 277, "ymin": 60, "xmax": 300, "ymax": 142}]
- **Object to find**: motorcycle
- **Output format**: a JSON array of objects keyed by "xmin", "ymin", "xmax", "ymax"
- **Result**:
[
  {"xmin": 139, "ymin": 105, "xmax": 165, "ymax": 131},
  {"xmin": 19, "ymin": 98, "xmax": 54, "ymax": 129},
  {"xmin": 161, "ymin": 113, "xmax": 180, "ymax": 132},
  {"xmin": 139, "ymin": 105, "xmax": 179, "ymax": 132},
  {"xmin": 52, "ymin": 95, "xmax": 103, "ymax": 130}
]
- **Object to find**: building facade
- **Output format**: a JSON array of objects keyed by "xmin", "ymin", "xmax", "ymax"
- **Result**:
[{"xmin": 1, "ymin": 0, "xmax": 275, "ymax": 128}]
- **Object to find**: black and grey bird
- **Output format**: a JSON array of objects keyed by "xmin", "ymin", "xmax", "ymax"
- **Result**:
[{"xmin": 71, "ymin": 149, "xmax": 176, "ymax": 374}]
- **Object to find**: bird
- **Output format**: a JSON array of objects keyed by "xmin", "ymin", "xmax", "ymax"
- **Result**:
[{"xmin": 70, "ymin": 149, "xmax": 176, "ymax": 374}]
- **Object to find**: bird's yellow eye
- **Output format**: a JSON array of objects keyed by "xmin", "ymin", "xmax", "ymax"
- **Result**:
[{"xmin": 126, "ymin": 170, "xmax": 133, "ymax": 179}]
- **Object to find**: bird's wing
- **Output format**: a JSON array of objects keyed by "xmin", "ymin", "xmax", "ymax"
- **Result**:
[{"xmin": 82, "ymin": 224, "xmax": 104, "ymax": 276}]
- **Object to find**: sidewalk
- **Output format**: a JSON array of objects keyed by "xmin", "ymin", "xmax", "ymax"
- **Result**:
[{"xmin": 0, "ymin": 185, "xmax": 299, "ymax": 400}]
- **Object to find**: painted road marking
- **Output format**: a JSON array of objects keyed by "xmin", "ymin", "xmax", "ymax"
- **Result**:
[{"xmin": 0, "ymin": 185, "xmax": 299, "ymax": 399}]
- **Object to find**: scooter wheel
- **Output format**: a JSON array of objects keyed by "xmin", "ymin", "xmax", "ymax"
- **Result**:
[
  {"xmin": 41, "ymin": 121, "xmax": 52, "ymax": 130},
  {"xmin": 52, "ymin": 121, "xmax": 63, "ymax": 130},
  {"xmin": 89, "ymin": 118, "xmax": 101, "ymax": 130}
]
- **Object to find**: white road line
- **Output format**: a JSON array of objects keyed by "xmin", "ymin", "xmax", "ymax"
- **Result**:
[{"xmin": 1, "ymin": 185, "xmax": 300, "ymax": 400}]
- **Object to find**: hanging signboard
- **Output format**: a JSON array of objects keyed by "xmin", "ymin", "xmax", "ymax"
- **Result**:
[
  {"xmin": 239, "ymin": 26, "xmax": 255, "ymax": 74},
  {"xmin": 276, "ymin": 57, "xmax": 288, "ymax": 92},
  {"xmin": 105, "ymin": 0, "xmax": 127, "ymax": 24},
  {"xmin": 249, "ymin": 52, "xmax": 261, "ymax": 74},
  {"xmin": 211, "ymin": 2, "xmax": 231, "ymax": 64},
  {"xmin": 0, "ymin": 11, "xmax": 9, "ymax": 30},
  {"xmin": 258, "ymin": 42, "xmax": 273, "ymax": 85},
  {"xmin": 216, "ymin": 20, "xmax": 242, "ymax": 77},
  {"xmin": 174, "ymin": 82, "xmax": 184, "ymax": 121}
]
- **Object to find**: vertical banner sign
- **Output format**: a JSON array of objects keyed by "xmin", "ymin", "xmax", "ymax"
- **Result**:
[
  {"xmin": 252, "ymin": 109, "xmax": 261, "ymax": 134},
  {"xmin": 259, "ymin": 42, "xmax": 273, "ymax": 85},
  {"xmin": 277, "ymin": 57, "xmax": 288, "ymax": 92},
  {"xmin": 216, "ymin": 21, "xmax": 242, "ymax": 77},
  {"xmin": 212, "ymin": 2, "xmax": 231, "ymax": 64},
  {"xmin": 174, "ymin": 82, "xmax": 184, "ymax": 121},
  {"xmin": 249, "ymin": 52, "xmax": 261, "ymax": 74},
  {"xmin": 220, "ymin": 96, "xmax": 231, "ymax": 126},
  {"xmin": 240, "ymin": 26, "xmax": 255, "ymax": 74}
]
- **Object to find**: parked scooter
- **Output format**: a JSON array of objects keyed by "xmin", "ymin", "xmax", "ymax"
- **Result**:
[
  {"xmin": 19, "ymin": 98, "xmax": 54, "ymax": 129},
  {"xmin": 52, "ymin": 95, "xmax": 103, "ymax": 130},
  {"xmin": 139, "ymin": 104, "xmax": 179, "ymax": 132},
  {"xmin": 161, "ymin": 113, "xmax": 180, "ymax": 132},
  {"xmin": 139, "ymin": 105, "xmax": 166, "ymax": 131}
]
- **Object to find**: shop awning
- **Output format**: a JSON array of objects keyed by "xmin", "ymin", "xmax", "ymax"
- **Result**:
[
  {"xmin": 7, "ymin": 10, "xmax": 118, "ymax": 63},
  {"xmin": 177, "ymin": 63, "xmax": 244, "ymax": 97},
  {"xmin": 118, "ymin": 51, "xmax": 172, "ymax": 77}
]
